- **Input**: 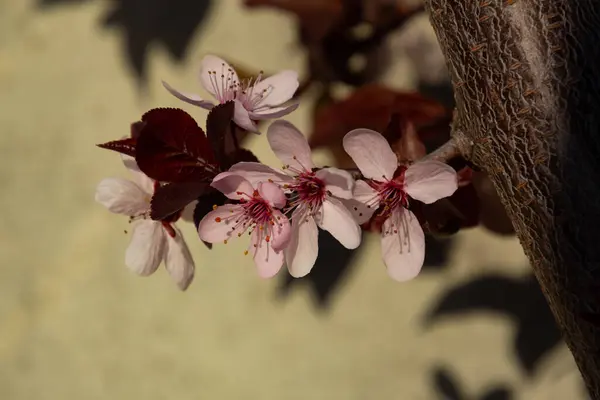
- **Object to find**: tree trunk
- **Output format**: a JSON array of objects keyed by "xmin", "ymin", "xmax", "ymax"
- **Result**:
[{"xmin": 424, "ymin": 0, "xmax": 600, "ymax": 397}]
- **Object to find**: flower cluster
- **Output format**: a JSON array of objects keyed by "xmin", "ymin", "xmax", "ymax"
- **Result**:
[{"xmin": 95, "ymin": 55, "xmax": 459, "ymax": 290}]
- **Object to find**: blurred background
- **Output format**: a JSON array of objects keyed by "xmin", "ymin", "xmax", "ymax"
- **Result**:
[{"xmin": 0, "ymin": 0, "xmax": 588, "ymax": 399}]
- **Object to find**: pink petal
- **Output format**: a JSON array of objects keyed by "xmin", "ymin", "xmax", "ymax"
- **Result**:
[
  {"xmin": 233, "ymin": 100, "xmax": 259, "ymax": 132},
  {"xmin": 285, "ymin": 210, "xmax": 319, "ymax": 278},
  {"xmin": 249, "ymin": 103, "xmax": 299, "ymax": 120},
  {"xmin": 404, "ymin": 160, "xmax": 458, "ymax": 204},
  {"xmin": 317, "ymin": 198, "xmax": 362, "ymax": 249},
  {"xmin": 163, "ymin": 225, "xmax": 195, "ymax": 291},
  {"xmin": 381, "ymin": 209, "xmax": 425, "ymax": 282},
  {"xmin": 211, "ymin": 172, "xmax": 254, "ymax": 200},
  {"xmin": 95, "ymin": 178, "xmax": 149, "ymax": 216},
  {"xmin": 125, "ymin": 220, "xmax": 166, "ymax": 276},
  {"xmin": 340, "ymin": 180, "xmax": 378, "ymax": 224},
  {"xmin": 199, "ymin": 55, "xmax": 238, "ymax": 98},
  {"xmin": 250, "ymin": 229, "xmax": 285, "ymax": 278},
  {"xmin": 316, "ymin": 167, "xmax": 354, "ymax": 199},
  {"xmin": 251, "ymin": 70, "xmax": 299, "ymax": 107},
  {"xmin": 162, "ymin": 80, "xmax": 214, "ymax": 110},
  {"xmin": 258, "ymin": 181, "xmax": 287, "ymax": 209},
  {"xmin": 270, "ymin": 209, "xmax": 292, "ymax": 251},
  {"xmin": 197, "ymin": 204, "xmax": 244, "ymax": 243},
  {"xmin": 343, "ymin": 128, "xmax": 398, "ymax": 180},
  {"xmin": 229, "ymin": 162, "xmax": 292, "ymax": 187},
  {"xmin": 267, "ymin": 120, "xmax": 314, "ymax": 172}
]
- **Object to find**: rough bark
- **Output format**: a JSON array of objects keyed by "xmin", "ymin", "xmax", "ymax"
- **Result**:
[{"xmin": 424, "ymin": 0, "xmax": 600, "ymax": 397}]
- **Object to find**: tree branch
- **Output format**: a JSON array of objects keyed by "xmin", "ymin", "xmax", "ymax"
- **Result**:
[{"xmin": 424, "ymin": 0, "xmax": 600, "ymax": 397}]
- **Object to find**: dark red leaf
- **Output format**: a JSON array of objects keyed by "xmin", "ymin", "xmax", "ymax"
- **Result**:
[
  {"xmin": 206, "ymin": 101, "xmax": 235, "ymax": 168},
  {"xmin": 193, "ymin": 190, "xmax": 228, "ymax": 249},
  {"xmin": 135, "ymin": 108, "xmax": 218, "ymax": 183},
  {"xmin": 231, "ymin": 148, "xmax": 260, "ymax": 163},
  {"xmin": 151, "ymin": 181, "xmax": 210, "ymax": 220},
  {"xmin": 97, "ymin": 137, "xmax": 137, "ymax": 157}
]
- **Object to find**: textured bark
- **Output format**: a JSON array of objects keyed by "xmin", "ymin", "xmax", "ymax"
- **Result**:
[{"xmin": 424, "ymin": 0, "xmax": 600, "ymax": 397}]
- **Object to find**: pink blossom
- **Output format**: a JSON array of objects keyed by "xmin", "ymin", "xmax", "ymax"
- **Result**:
[
  {"xmin": 343, "ymin": 128, "xmax": 458, "ymax": 281},
  {"xmin": 162, "ymin": 55, "xmax": 299, "ymax": 132},
  {"xmin": 95, "ymin": 156, "xmax": 195, "ymax": 290},
  {"xmin": 197, "ymin": 173, "xmax": 291, "ymax": 278},
  {"xmin": 228, "ymin": 121, "xmax": 361, "ymax": 278}
]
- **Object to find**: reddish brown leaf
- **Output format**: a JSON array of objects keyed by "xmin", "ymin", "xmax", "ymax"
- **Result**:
[
  {"xmin": 232, "ymin": 148, "xmax": 260, "ymax": 163},
  {"xmin": 135, "ymin": 108, "xmax": 218, "ymax": 183},
  {"xmin": 96, "ymin": 137, "xmax": 137, "ymax": 157},
  {"xmin": 206, "ymin": 101, "xmax": 235, "ymax": 168},
  {"xmin": 151, "ymin": 181, "xmax": 210, "ymax": 220}
]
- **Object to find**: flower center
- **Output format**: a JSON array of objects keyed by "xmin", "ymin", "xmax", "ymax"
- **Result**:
[
  {"xmin": 362, "ymin": 167, "xmax": 409, "ymax": 220},
  {"xmin": 235, "ymin": 72, "xmax": 273, "ymax": 110},
  {"xmin": 213, "ymin": 190, "xmax": 283, "ymax": 250},
  {"xmin": 206, "ymin": 63, "xmax": 238, "ymax": 103},
  {"xmin": 285, "ymin": 172, "xmax": 326, "ymax": 218}
]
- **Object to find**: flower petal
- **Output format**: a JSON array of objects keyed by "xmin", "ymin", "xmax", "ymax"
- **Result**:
[
  {"xmin": 343, "ymin": 128, "xmax": 398, "ymax": 180},
  {"xmin": 317, "ymin": 198, "xmax": 361, "ymax": 249},
  {"xmin": 270, "ymin": 209, "xmax": 291, "ymax": 251},
  {"xmin": 285, "ymin": 210, "xmax": 319, "ymax": 278},
  {"xmin": 251, "ymin": 70, "xmax": 299, "ymax": 107},
  {"xmin": 228, "ymin": 162, "xmax": 292, "ymax": 187},
  {"xmin": 258, "ymin": 181, "xmax": 287, "ymax": 209},
  {"xmin": 381, "ymin": 209, "xmax": 425, "ymax": 282},
  {"xmin": 125, "ymin": 220, "xmax": 166, "ymax": 276},
  {"xmin": 250, "ymin": 229, "xmax": 284, "ymax": 278},
  {"xmin": 249, "ymin": 103, "xmax": 299, "ymax": 120},
  {"xmin": 199, "ymin": 55, "xmax": 238, "ymax": 99},
  {"xmin": 316, "ymin": 167, "xmax": 354, "ymax": 199},
  {"xmin": 121, "ymin": 155, "xmax": 155, "ymax": 195},
  {"xmin": 163, "ymin": 225, "xmax": 195, "ymax": 291},
  {"xmin": 162, "ymin": 81, "xmax": 215, "ymax": 110},
  {"xmin": 267, "ymin": 120, "xmax": 314, "ymax": 171},
  {"xmin": 197, "ymin": 204, "xmax": 244, "ymax": 243},
  {"xmin": 404, "ymin": 160, "xmax": 458, "ymax": 204},
  {"xmin": 211, "ymin": 172, "xmax": 254, "ymax": 200},
  {"xmin": 95, "ymin": 178, "xmax": 149, "ymax": 216},
  {"xmin": 233, "ymin": 100, "xmax": 259, "ymax": 132},
  {"xmin": 340, "ymin": 180, "xmax": 378, "ymax": 224}
]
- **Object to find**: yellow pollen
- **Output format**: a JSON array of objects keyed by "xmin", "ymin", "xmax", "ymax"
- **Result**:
[
  {"xmin": 265, "ymin": 236, "xmax": 271, "ymax": 242},
  {"xmin": 212, "ymin": 204, "xmax": 218, "ymax": 210},
  {"xmin": 244, "ymin": 250, "xmax": 249, "ymax": 255},
  {"xmin": 224, "ymin": 239, "xmax": 228, "ymax": 244}
]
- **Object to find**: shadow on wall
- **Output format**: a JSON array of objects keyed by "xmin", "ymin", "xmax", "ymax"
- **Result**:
[{"xmin": 37, "ymin": 0, "xmax": 214, "ymax": 85}]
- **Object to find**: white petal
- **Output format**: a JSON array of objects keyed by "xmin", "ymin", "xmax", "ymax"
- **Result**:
[
  {"xmin": 381, "ymin": 209, "xmax": 425, "ymax": 282},
  {"xmin": 267, "ymin": 120, "xmax": 314, "ymax": 171},
  {"xmin": 250, "ymin": 229, "xmax": 284, "ymax": 278},
  {"xmin": 258, "ymin": 181, "xmax": 287, "ymax": 209},
  {"xmin": 229, "ymin": 162, "xmax": 292, "ymax": 187},
  {"xmin": 125, "ymin": 220, "xmax": 166, "ymax": 276},
  {"xmin": 199, "ymin": 55, "xmax": 238, "ymax": 98},
  {"xmin": 251, "ymin": 70, "xmax": 299, "ymax": 107},
  {"xmin": 197, "ymin": 204, "xmax": 244, "ymax": 243},
  {"xmin": 249, "ymin": 103, "xmax": 299, "ymax": 119},
  {"xmin": 404, "ymin": 160, "xmax": 458, "ymax": 204},
  {"xmin": 211, "ymin": 172, "xmax": 255, "ymax": 200},
  {"xmin": 285, "ymin": 211, "xmax": 319, "ymax": 278},
  {"xmin": 121, "ymin": 155, "xmax": 155, "ymax": 195},
  {"xmin": 343, "ymin": 128, "xmax": 398, "ymax": 180},
  {"xmin": 270, "ymin": 209, "xmax": 292, "ymax": 251},
  {"xmin": 317, "ymin": 198, "xmax": 361, "ymax": 249},
  {"xmin": 95, "ymin": 178, "xmax": 149, "ymax": 216},
  {"xmin": 316, "ymin": 167, "xmax": 354, "ymax": 199},
  {"xmin": 164, "ymin": 225, "xmax": 195, "ymax": 291},
  {"xmin": 162, "ymin": 80, "xmax": 214, "ymax": 110},
  {"xmin": 233, "ymin": 100, "xmax": 259, "ymax": 132}
]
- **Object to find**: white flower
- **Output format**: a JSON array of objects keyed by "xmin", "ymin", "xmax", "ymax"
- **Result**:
[
  {"xmin": 95, "ymin": 156, "xmax": 195, "ymax": 290},
  {"xmin": 228, "ymin": 120, "xmax": 361, "ymax": 278},
  {"xmin": 162, "ymin": 55, "xmax": 299, "ymax": 132},
  {"xmin": 343, "ymin": 128, "xmax": 458, "ymax": 281}
]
